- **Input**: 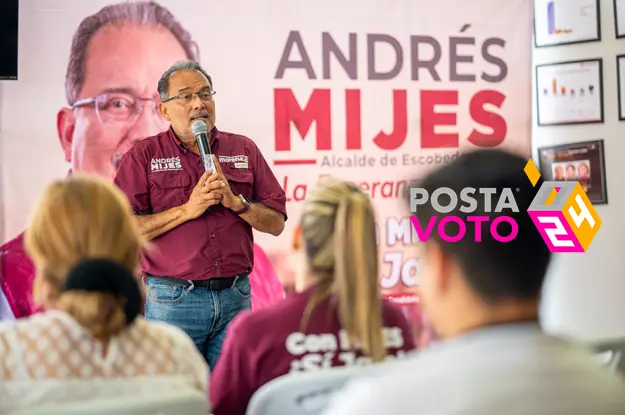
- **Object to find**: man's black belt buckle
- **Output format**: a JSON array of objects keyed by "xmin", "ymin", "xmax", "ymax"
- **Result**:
[
  {"xmin": 148, "ymin": 275, "xmax": 236, "ymax": 290},
  {"xmin": 194, "ymin": 276, "xmax": 236, "ymax": 290}
]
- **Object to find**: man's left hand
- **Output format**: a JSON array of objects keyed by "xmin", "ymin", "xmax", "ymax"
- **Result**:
[{"xmin": 206, "ymin": 155, "xmax": 244, "ymax": 211}]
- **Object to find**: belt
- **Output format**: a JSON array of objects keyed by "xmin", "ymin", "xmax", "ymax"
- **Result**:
[{"xmin": 146, "ymin": 275, "xmax": 241, "ymax": 291}]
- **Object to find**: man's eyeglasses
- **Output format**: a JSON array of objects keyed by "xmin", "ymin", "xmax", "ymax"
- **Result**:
[
  {"xmin": 162, "ymin": 89, "xmax": 217, "ymax": 104},
  {"xmin": 72, "ymin": 93, "xmax": 167, "ymax": 126}
]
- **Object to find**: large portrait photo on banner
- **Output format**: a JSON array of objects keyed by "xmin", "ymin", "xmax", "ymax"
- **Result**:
[{"xmin": 0, "ymin": 0, "xmax": 533, "ymax": 342}]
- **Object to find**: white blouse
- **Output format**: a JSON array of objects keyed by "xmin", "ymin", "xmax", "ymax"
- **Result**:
[{"xmin": 0, "ymin": 310, "xmax": 209, "ymax": 413}]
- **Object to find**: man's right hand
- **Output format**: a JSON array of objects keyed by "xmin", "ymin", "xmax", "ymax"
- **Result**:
[{"xmin": 184, "ymin": 171, "xmax": 226, "ymax": 220}]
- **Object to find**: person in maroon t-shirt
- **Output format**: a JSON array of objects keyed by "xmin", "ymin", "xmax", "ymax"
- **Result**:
[
  {"xmin": 210, "ymin": 178, "xmax": 415, "ymax": 415},
  {"xmin": 114, "ymin": 60, "xmax": 287, "ymax": 368}
]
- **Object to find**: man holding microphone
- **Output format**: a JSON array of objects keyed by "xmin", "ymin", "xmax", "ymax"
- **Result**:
[{"xmin": 114, "ymin": 60, "xmax": 287, "ymax": 367}]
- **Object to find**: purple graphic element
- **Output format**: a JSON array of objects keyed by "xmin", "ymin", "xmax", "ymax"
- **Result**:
[
  {"xmin": 547, "ymin": 1, "xmax": 555, "ymax": 35},
  {"xmin": 527, "ymin": 210, "xmax": 584, "ymax": 252}
]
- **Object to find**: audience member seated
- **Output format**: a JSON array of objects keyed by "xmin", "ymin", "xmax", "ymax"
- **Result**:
[
  {"xmin": 0, "ymin": 175, "xmax": 209, "ymax": 413},
  {"xmin": 323, "ymin": 149, "xmax": 625, "ymax": 415},
  {"xmin": 210, "ymin": 178, "xmax": 416, "ymax": 415}
]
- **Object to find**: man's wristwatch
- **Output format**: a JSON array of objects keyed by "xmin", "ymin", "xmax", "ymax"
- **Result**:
[{"xmin": 232, "ymin": 194, "xmax": 251, "ymax": 215}]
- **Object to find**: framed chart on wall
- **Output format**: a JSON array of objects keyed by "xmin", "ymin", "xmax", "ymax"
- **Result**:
[
  {"xmin": 537, "ymin": 139, "xmax": 608, "ymax": 205},
  {"xmin": 534, "ymin": 0, "xmax": 600, "ymax": 47},
  {"xmin": 614, "ymin": 0, "xmax": 625, "ymax": 38},
  {"xmin": 535, "ymin": 59, "xmax": 604, "ymax": 126},
  {"xmin": 617, "ymin": 55, "xmax": 625, "ymax": 119}
]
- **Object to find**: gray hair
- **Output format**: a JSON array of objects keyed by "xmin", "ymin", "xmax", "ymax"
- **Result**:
[
  {"xmin": 65, "ymin": 1, "xmax": 200, "ymax": 105},
  {"xmin": 157, "ymin": 60, "xmax": 213, "ymax": 101}
]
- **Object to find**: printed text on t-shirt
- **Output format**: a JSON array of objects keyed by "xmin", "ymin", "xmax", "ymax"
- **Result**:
[{"xmin": 286, "ymin": 327, "xmax": 406, "ymax": 373}]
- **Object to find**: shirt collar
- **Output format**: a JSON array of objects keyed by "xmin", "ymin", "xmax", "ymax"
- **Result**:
[
  {"xmin": 441, "ymin": 319, "xmax": 542, "ymax": 348},
  {"xmin": 168, "ymin": 125, "xmax": 220, "ymax": 154}
]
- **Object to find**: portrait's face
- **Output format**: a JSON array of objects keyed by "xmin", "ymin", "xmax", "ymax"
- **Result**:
[
  {"xmin": 159, "ymin": 69, "xmax": 216, "ymax": 144},
  {"xmin": 578, "ymin": 164, "xmax": 589, "ymax": 179},
  {"xmin": 57, "ymin": 23, "xmax": 188, "ymax": 181},
  {"xmin": 554, "ymin": 166, "xmax": 563, "ymax": 179},
  {"xmin": 566, "ymin": 166, "xmax": 576, "ymax": 180}
]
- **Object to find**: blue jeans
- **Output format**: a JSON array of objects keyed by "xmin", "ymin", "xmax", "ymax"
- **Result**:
[{"xmin": 144, "ymin": 272, "xmax": 252, "ymax": 368}]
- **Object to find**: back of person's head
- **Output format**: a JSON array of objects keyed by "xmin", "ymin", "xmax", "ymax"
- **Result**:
[
  {"xmin": 408, "ymin": 149, "xmax": 552, "ymax": 336},
  {"xmin": 25, "ymin": 174, "xmax": 145, "ymax": 339},
  {"xmin": 296, "ymin": 178, "xmax": 384, "ymax": 361}
]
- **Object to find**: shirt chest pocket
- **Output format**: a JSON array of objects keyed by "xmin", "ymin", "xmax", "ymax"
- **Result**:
[
  {"xmin": 225, "ymin": 168, "xmax": 254, "ymax": 201},
  {"xmin": 149, "ymin": 173, "xmax": 192, "ymax": 213}
]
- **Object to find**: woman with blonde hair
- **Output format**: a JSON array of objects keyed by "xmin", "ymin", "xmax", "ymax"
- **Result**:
[
  {"xmin": 0, "ymin": 175, "xmax": 208, "ymax": 412},
  {"xmin": 210, "ymin": 177, "xmax": 415, "ymax": 415}
]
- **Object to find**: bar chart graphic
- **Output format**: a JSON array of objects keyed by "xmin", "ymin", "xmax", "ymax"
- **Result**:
[
  {"xmin": 548, "ymin": 76, "xmax": 594, "ymax": 97},
  {"xmin": 536, "ymin": 60, "xmax": 602, "ymax": 125},
  {"xmin": 534, "ymin": 0, "xmax": 598, "ymax": 46},
  {"xmin": 546, "ymin": 1, "xmax": 572, "ymax": 35}
]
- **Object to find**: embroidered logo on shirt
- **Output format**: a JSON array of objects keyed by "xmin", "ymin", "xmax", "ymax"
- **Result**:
[
  {"xmin": 219, "ymin": 155, "xmax": 249, "ymax": 169},
  {"xmin": 151, "ymin": 157, "xmax": 182, "ymax": 172}
]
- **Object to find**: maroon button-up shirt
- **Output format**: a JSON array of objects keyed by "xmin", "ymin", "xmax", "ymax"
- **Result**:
[{"xmin": 113, "ymin": 127, "xmax": 287, "ymax": 281}]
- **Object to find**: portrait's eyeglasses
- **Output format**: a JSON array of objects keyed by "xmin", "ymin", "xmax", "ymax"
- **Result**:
[
  {"xmin": 72, "ymin": 92, "xmax": 167, "ymax": 126},
  {"xmin": 162, "ymin": 89, "xmax": 216, "ymax": 104}
]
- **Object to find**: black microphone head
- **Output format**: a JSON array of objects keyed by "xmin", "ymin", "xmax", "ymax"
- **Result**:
[{"xmin": 192, "ymin": 120, "xmax": 208, "ymax": 135}]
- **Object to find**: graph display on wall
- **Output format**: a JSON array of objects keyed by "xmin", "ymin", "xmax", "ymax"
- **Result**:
[
  {"xmin": 534, "ymin": 0, "xmax": 600, "ymax": 47},
  {"xmin": 616, "ymin": 55, "xmax": 625, "ymax": 119},
  {"xmin": 535, "ymin": 59, "xmax": 604, "ymax": 126},
  {"xmin": 615, "ymin": 0, "xmax": 625, "ymax": 37}
]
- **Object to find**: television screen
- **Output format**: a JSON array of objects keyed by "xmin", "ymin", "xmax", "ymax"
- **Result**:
[{"xmin": 0, "ymin": 0, "xmax": 18, "ymax": 80}]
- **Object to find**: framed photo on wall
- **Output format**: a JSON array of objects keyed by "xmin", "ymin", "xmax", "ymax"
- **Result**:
[
  {"xmin": 534, "ymin": 0, "xmax": 600, "ymax": 47},
  {"xmin": 614, "ymin": 0, "xmax": 625, "ymax": 38},
  {"xmin": 537, "ymin": 139, "xmax": 608, "ymax": 205},
  {"xmin": 535, "ymin": 59, "xmax": 604, "ymax": 126},
  {"xmin": 616, "ymin": 55, "xmax": 625, "ymax": 119}
]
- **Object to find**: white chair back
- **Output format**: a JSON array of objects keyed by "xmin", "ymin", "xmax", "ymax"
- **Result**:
[
  {"xmin": 10, "ymin": 388, "xmax": 208, "ymax": 415},
  {"xmin": 246, "ymin": 360, "xmax": 403, "ymax": 415}
]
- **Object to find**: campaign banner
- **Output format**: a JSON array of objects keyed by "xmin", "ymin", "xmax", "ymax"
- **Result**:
[{"xmin": 0, "ymin": 0, "xmax": 532, "ymax": 337}]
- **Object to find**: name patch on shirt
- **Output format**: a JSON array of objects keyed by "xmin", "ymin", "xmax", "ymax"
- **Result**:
[
  {"xmin": 151, "ymin": 157, "xmax": 182, "ymax": 172},
  {"xmin": 219, "ymin": 155, "xmax": 249, "ymax": 169}
]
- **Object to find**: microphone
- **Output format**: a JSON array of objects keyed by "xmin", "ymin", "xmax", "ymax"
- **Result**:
[{"xmin": 191, "ymin": 120, "xmax": 215, "ymax": 172}]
